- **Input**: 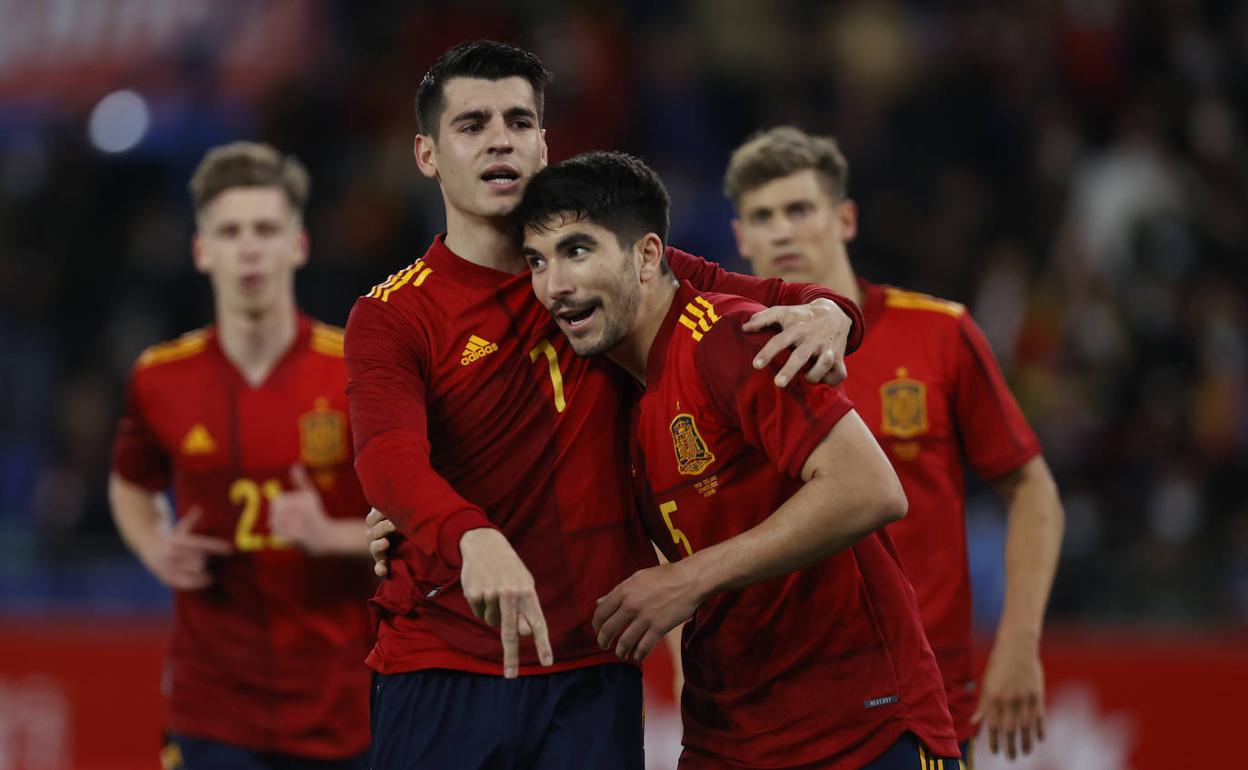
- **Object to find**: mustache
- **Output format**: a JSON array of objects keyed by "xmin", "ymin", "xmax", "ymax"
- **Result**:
[{"xmin": 548, "ymin": 297, "xmax": 601, "ymax": 317}]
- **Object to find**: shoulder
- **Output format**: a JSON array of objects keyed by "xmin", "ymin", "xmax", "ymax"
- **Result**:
[
  {"xmin": 677, "ymin": 292, "xmax": 770, "ymax": 390},
  {"xmin": 361, "ymin": 256, "xmax": 438, "ymax": 308},
  {"xmin": 308, "ymin": 321, "xmax": 345, "ymax": 359},
  {"xmin": 880, "ymin": 286, "xmax": 966, "ymax": 321},
  {"xmin": 134, "ymin": 328, "xmax": 211, "ymax": 373}
]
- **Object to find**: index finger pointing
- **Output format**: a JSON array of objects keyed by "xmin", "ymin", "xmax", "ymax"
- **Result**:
[
  {"xmin": 176, "ymin": 533, "xmax": 234, "ymax": 555},
  {"xmin": 500, "ymin": 592, "xmax": 520, "ymax": 679}
]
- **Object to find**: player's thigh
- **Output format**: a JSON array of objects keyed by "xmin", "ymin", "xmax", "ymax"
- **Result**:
[
  {"xmin": 525, "ymin": 664, "xmax": 644, "ymax": 770},
  {"xmin": 166, "ymin": 733, "xmax": 270, "ymax": 770},
  {"xmin": 369, "ymin": 669, "xmax": 517, "ymax": 770},
  {"xmin": 861, "ymin": 732, "xmax": 962, "ymax": 770}
]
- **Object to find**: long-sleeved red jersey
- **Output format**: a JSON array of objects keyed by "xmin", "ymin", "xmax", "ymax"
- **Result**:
[{"xmin": 345, "ymin": 236, "xmax": 863, "ymax": 677}]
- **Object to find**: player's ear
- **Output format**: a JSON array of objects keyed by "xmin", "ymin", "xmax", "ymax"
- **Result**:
[
  {"xmin": 838, "ymin": 199, "xmax": 859, "ymax": 243},
  {"xmin": 293, "ymin": 228, "xmax": 310, "ymax": 268},
  {"xmin": 191, "ymin": 233, "xmax": 210, "ymax": 274},
  {"xmin": 539, "ymin": 128, "xmax": 549, "ymax": 168},
  {"xmin": 414, "ymin": 134, "xmax": 438, "ymax": 179},
  {"xmin": 637, "ymin": 233, "xmax": 664, "ymax": 282},
  {"xmin": 730, "ymin": 218, "xmax": 755, "ymax": 265}
]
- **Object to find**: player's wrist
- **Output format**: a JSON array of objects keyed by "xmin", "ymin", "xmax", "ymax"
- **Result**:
[{"xmin": 994, "ymin": 625, "xmax": 1041, "ymax": 650}]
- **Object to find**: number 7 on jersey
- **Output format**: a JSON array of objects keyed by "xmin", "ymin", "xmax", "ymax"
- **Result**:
[{"xmin": 529, "ymin": 339, "xmax": 567, "ymax": 413}]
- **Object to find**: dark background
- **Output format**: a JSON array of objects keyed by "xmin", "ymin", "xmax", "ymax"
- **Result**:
[{"xmin": 2, "ymin": 0, "xmax": 1246, "ymax": 632}]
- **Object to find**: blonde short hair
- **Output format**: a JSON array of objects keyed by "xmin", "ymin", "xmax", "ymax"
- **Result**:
[
  {"xmin": 724, "ymin": 126, "xmax": 848, "ymax": 208},
  {"xmin": 188, "ymin": 141, "xmax": 310, "ymax": 216}
]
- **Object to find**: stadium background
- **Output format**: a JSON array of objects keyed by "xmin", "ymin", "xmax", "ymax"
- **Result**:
[{"xmin": 1, "ymin": 1, "xmax": 1246, "ymax": 767}]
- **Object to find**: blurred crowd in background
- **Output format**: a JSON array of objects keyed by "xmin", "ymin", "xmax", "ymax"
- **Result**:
[{"xmin": 1, "ymin": 0, "xmax": 1246, "ymax": 627}]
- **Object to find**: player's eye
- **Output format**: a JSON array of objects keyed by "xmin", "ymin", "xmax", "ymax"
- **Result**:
[
  {"xmin": 511, "ymin": 119, "xmax": 533, "ymax": 130},
  {"xmin": 461, "ymin": 122, "xmax": 483, "ymax": 134},
  {"xmin": 749, "ymin": 210, "xmax": 771, "ymax": 225},
  {"xmin": 526, "ymin": 255, "xmax": 546, "ymax": 271},
  {"xmin": 255, "ymin": 222, "xmax": 279, "ymax": 237},
  {"xmin": 568, "ymin": 245, "xmax": 590, "ymax": 258},
  {"xmin": 788, "ymin": 201, "xmax": 813, "ymax": 218}
]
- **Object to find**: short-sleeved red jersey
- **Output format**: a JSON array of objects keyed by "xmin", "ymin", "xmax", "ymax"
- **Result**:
[
  {"xmin": 632, "ymin": 282, "xmax": 958, "ymax": 768},
  {"xmin": 344, "ymin": 236, "xmax": 863, "ymax": 677},
  {"xmin": 844, "ymin": 279, "xmax": 1042, "ymax": 740},
  {"xmin": 110, "ymin": 315, "xmax": 374, "ymax": 759}
]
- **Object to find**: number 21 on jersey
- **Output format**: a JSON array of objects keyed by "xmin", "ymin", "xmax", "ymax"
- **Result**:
[{"xmin": 230, "ymin": 478, "xmax": 292, "ymax": 552}]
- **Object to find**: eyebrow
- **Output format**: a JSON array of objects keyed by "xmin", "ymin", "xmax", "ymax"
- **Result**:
[
  {"xmin": 555, "ymin": 231, "xmax": 598, "ymax": 251},
  {"xmin": 448, "ymin": 106, "xmax": 538, "ymax": 125}
]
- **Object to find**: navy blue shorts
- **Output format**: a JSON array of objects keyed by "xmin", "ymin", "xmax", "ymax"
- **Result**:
[
  {"xmin": 165, "ymin": 733, "xmax": 368, "ymax": 770},
  {"xmin": 862, "ymin": 732, "xmax": 963, "ymax": 770},
  {"xmin": 370, "ymin": 664, "xmax": 644, "ymax": 770}
]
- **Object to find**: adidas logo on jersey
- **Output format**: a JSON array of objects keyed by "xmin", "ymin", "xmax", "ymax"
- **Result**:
[
  {"xmin": 460, "ymin": 335, "xmax": 499, "ymax": 366},
  {"xmin": 181, "ymin": 424, "xmax": 217, "ymax": 455}
]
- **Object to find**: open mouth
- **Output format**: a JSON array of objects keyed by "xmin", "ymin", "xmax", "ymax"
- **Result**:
[
  {"xmin": 554, "ymin": 302, "xmax": 599, "ymax": 330},
  {"xmin": 481, "ymin": 166, "xmax": 521, "ymax": 188}
]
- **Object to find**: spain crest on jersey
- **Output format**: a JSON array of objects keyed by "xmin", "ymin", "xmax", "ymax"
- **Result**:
[
  {"xmin": 879, "ymin": 370, "xmax": 928, "ymax": 439},
  {"xmin": 299, "ymin": 398, "xmax": 348, "ymax": 467},
  {"xmin": 671, "ymin": 413, "xmax": 715, "ymax": 476}
]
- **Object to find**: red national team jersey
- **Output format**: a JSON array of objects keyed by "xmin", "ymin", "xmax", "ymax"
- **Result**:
[
  {"xmin": 110, "ymin": 315, "xmax": 374, "ymax": 759},
  {"xmin": 344, "ymin": 236, "xmax": 862, "ymax": 677},
  {"xmin": 844, "ymin": 279, "xmax": 1042, "ymax": 741},
  {"xmin": 632, "ymin": 282, "xmax": 958, "ymax": 768}
]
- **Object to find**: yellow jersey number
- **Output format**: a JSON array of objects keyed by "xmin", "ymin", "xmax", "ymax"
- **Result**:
[
  {"xmin": 529, "ymin": 339, "xmax": 567, "ymax": 413},
  {"xmin": 229, "ymin": 478, "xmax": 292, "ymax": 552},
  {"xmin": 658, "ymin": 500, "xmax": 693, "ymax": 557}
]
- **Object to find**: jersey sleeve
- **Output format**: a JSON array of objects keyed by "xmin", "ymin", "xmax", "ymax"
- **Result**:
[
  {"xmin": 110, "ymin": 371, "xmax": 171, "ymax": 491},
  {"xmin": 694, "ymin": 316, "xmax": 855, "ymax": 478},
  {"xmin": 665, "ymin": 246, "xmax": 864, "ymax": 353},
  {"xmin": 344, "ymin": 297, "xmax": 497, "ymax": 587},
  {"xmin": 952, "ymin": 312, "xmax": 1042, "ymax": 480}
]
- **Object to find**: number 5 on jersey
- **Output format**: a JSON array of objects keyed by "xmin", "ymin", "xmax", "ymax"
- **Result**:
[{"xmin": 659, "ymin": 500, "xmax": 693, "ymax": 557}]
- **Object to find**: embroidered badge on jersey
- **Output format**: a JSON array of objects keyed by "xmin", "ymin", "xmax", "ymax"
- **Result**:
[
  {"xmin": 671, "ymin": 412, "xmax": 716, "ymax": 476},
  {"xmin": 299, "ymin": 398, "xmax": 348, "ymax": 467},
  {"xmin": 879, "ymin": 367, "xmax": 928, "ymax": 439}
]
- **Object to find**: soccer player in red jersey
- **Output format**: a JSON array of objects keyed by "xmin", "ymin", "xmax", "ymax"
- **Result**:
[
  {"xmin": 513, "ymin": 151, "xmax": 961, "ymax": 769},
  {"xmin": 109, "ymin": 143, "xmax": 375, "ymax": 770},
  {"xmin": 725, "ymin": 127, "xmax": 1066, "ymax": 764},
  {"xmin": 346, "ymin": 42, "xmax": 864, "ymax": 768}
]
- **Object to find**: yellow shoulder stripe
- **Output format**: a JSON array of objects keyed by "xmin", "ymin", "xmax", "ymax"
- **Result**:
[
  {"xmin": 883, "ymin": 288, "xmax": 964, "ymax": 318},
  {"xmin": 366, "ymin": 259, "xmax": 433, "ymax": 302},
  {"xmin": 137, "ymin": 329, "xmax": 209, "ymax": 369},
  {"xmin": 310, "ymin": 323, "xmax": 345, "ymax": 357}
]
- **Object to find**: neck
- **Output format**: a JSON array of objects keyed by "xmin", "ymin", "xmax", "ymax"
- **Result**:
[
  {"xmin": 816, "ymin": 253, "xmax": 863, "ymax": 306},
  {"xmin": 215, "ymin": 297, "xmax": 298, "ymax": 387},
  {"xmin": 608, "ymin": 277, "xmax": 679, "ymax": 386},
  {"xmin": 442, "ymin": 203, "xmax": 526, "ymax": 274}
]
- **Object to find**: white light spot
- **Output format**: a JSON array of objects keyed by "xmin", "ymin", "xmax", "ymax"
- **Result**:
[{"xmin": 88, "ymin": 90, "xmax": 150, "ymax": 154}]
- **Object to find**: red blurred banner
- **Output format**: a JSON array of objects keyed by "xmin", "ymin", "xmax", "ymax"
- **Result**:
[{"xmin": 1, "ymin": 620, "xmax": 1244, "ymax": 770}]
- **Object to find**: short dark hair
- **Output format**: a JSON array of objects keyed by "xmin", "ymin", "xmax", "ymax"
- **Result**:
[
  {"xmin": 509, "ymin": 151, "xmax": 671, "ymax": 258},
  {"xmin": 415, "ymin": 40, "xmax": 553, "ymax": 137},
  {"xmin": 724, "ymin": 126, "xmax": 849, "ymax": 209},
  {"xmin": 188, "ymin": 141, "xmax": 310, "ymax": 217}
]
